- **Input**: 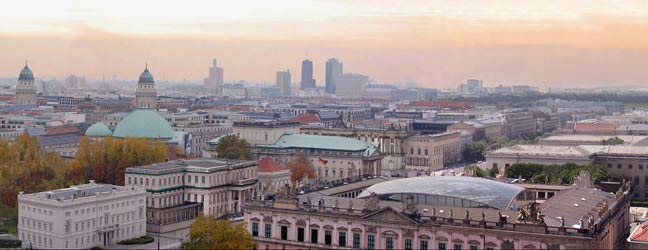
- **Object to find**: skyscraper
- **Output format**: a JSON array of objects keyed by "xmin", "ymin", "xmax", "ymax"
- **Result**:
[
  {"xmin": 300, "ymin": 59, "xmax": 315, "ymax": 89},
  {"xmin": 135, "ymin": 65, "xmax": 157, "ymax": 109},
  {"xmin": 205, "ymin": 58, "xmax": 224, "ymax": 96},
  {"xmin": 276, "ymin": 70, "xmax": 291, "ymax": 96},
  {"xmin": 15, "ymin": 62, "xmax": 37, "ymax": 106},
  {"xmin": 325, "ymin": 58, "xmax": 343, "ymax": 94}
]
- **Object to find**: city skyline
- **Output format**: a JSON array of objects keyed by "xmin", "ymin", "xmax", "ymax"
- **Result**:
[{"xmin": 2, "ymin": 1, "xmax": 648, "ymax": 88}]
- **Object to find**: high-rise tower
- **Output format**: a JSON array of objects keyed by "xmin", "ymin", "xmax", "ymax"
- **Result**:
[
  {"xmin": 205, "ymin": 58, "xmax": 224, "ymax": 96},
  {"xmin": 276, "ymin": 70, "xmax": 291, "ymax": 96},
  {"xmin": 135, "ymin": 65, "xmax": 157, "ymax": 109},
  {"xmin": 16, "ymin": 62, "xmax": 37, "ymax": 106},
  {"xmin": 300, "ymin": 59, "xmax": 315, "ymax": 89},
  {"xmin": 325, "ymin": 58, "xmax": 343, "ymax": 94}
]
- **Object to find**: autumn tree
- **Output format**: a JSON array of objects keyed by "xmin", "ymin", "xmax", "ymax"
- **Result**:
[
  {"xmin": 181, "ymin": 213, "xmax": 256, "ymax": 250},
  {"xmin": 0, "ymin": 133, "xmax": 68, "ymax": 207},
  {"xmin": 287, "ymin": 156, "xmax": 315, "ymax": 186},
  {"xmin": 68, "ymin": 137, "xmax": 168, "ymax": 185},
  {"xmin": 215, "ymin": 135, "xmax": 254, "ymax": 160}
]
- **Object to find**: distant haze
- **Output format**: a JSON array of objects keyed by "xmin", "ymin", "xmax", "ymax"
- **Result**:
[{"xmin": 1, "ymin": 0, "xmax": 648, "ymax": 88}]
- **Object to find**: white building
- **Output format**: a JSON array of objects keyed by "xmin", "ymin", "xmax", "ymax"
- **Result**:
[
  {"xmin": 18, "ymin": 181, "xmax": 147, "ymax": 249},
  {"xmin": 125, "ymin": 158, "xmax": 258, "ymax": 234}
]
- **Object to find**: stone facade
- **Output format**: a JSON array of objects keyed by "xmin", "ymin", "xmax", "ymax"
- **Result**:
[
  {"xmin": 405, "ymin": 131, "xmax": 462, "ymax": 172},
  {"xmin": 18, "ymin": 182, "xmax": 147, "ymax": 249},
  {"xmin": 125, "ymin": 158, "xmax": 258, "ymax": 234}
]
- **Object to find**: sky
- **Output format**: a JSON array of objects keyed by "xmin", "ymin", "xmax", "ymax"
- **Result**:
[{"xmin": 1, "ymin": 0, "xmax": 648, "ymax": 88}]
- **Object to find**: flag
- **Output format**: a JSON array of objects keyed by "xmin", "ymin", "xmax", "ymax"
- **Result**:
[{"xmin": 318, "ymin": 158, "xmax": 328, "ymax": 166}]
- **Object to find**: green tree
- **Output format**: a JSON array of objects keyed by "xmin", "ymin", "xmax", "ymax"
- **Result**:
[
  {"xmin": 182, "ymin": 213, "xmax": 256, "ymax": 250},
  {"xmin": 215, "ymin": 135, "xmax": 254, "ymax": 160}
]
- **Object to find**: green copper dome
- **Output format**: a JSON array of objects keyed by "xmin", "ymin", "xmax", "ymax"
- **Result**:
[
  {"xmin": 138, "ymin": 67, "xmax": 155, "ymax": 84},
  {"xmin": 112, "ymin": 109, "xmax": 174, "ymax": 139},
  {"xmin": 85, "ymin": 122, "xmax": 112, "ymax": 137},
  {"xmin": 19, "ymin": 64, "xmax": 34, "ymax": 81}
]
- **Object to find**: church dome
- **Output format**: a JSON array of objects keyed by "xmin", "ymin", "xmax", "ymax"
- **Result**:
[
  {"xmin": 19, "ymin": 64, "xmax": 34, "ymax": 81},
  {"xmin": 112, "ymin": 109, "xmax": 174, "ymax": 139},
  {"xmin": 85, "ymin": 122, "xmax": 112, "ymax": 137},
  {"xmin": 138, "ymin": 67, "xmax": 155, "ymax": 84}
]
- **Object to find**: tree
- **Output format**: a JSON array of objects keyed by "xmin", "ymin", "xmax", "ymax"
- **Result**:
[
  {"xmin": 287, "ymin": 156, "xmax": 315, "ymax": 186},
  {"xmin": 505, "ymin": 162, "xmax": 611, "ymax": 185},
  {"xmin": 181, "ymin": 213, "xmax": 256, "ymax": 250},
  {"xmin": 67, "ymin": 137, "xmax": 169, "ymax": 185},
  {"xmin": 215, "ymin": 135, "xmax": 254, "ymax": 160},
  {"xmin": 463, "ymin": 140, "xmax": 488, "ymax": 162}
]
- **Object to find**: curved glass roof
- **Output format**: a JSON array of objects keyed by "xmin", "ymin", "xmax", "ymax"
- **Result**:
[{"xmin": 357, "ymin": 176, "xmax": 523, "ymax": 210}]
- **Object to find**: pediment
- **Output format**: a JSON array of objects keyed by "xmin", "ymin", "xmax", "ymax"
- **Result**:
[{"xmin": 362, "ymin": 207, "xmax": 418, "ymax": 224}]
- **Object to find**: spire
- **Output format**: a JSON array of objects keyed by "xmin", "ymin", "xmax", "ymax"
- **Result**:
[
  {"xmin": 25, "ymin": 60, "xmax": 27, "ymax": 67},
  {"xmin": 145, "ymin": 62, "xmax": 148, "ymax": 70}
]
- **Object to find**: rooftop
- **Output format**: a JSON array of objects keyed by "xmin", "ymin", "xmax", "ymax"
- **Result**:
[
  {"xmin": 358, "ymin": 176, "xmax": 524, "ymax": 210},
  {"xmin": 19, "ymin": 182, "xmax": 143, "ymax": 203},
  {"xmin": 258, "ymin": 158, "xmax": 288, "ymax": 173},
  {"xmin": 259, "ymin": 132, "xmax": 378, "ymax": 156},
  {"xmin": 112, "ymin": 109, "xmax": 175, "ymax": 139},
  {"xmin": 126, "ymin": 158, "xmax": 257, "ymax": 175}
]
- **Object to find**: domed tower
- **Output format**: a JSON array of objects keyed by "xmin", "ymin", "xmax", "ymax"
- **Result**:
[
  {"xmin": 16, "ymin": 62, "xmax": 37, "ymax": 106},
  {"xmin": 135, "ymin": 65, "xmax": 157, "ymax": 109}
]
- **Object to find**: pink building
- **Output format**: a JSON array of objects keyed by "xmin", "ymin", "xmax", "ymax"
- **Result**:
[{"xmin": 245, "ymin": 176, "xmax": 630, "ymax": 250}]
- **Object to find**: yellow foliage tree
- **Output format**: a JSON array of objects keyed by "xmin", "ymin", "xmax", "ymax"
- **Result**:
[{"xmin": 181, "ymin": 213, "xmax": 256, "ymax": 250}]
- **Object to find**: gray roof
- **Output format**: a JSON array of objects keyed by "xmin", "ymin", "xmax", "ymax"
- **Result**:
[
  {"xmin": 358, "ymin": 176, "xmax": 524, "ymax": 210},
  {"xmin": 126, "ymin": 158, "xmax": 257, "ymax": 175}
]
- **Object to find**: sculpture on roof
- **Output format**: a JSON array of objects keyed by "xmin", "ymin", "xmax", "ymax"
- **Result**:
[
  {"xmin": 558, "ymin": 216, "xmax": 565, "ymax": 228},
  {"xmin": 574, "ymin": 170, "xmax": 593, "ymax": 188},
  {"xmin": 403, "ymin": 194, "xmax": 417, "ymax": 215},
  {"xmin": 363, "ymin": 192, "xmax": 380, "ymax": 213},
  {"xmin": 587, "ymin": 215, "xmax": 594, "ymax": 229},
  {"xmin": 516, "ymin": 202, "xmax": 542, "ymax": 224},
  {"xmin": 481, "ymin": 210, "xmax": 486, "ymax": 222}
]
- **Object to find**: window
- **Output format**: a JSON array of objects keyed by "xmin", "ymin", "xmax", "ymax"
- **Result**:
[
  {"xmin": 641, "ymin": 165, "xmax": 645, "ymax": 170},
  {"xmin": 454, "ymin": 244, "xmax": 462, "ymax": 250},
  {"xmin": 439, "ymin": 243, "xmax": 447, "ymax": 250},
  {"xmin": 645, "ymin": 176, "xmax": 648, "ymax": 186},
  {"xmin": 353, "ymin": 233, "xmax": 360, "ymax": 249},
  {"xmin": 420, "ymin": 240, "xmax": 429, "ymax": 250},
  {"xmin": 324, "ymin": 230, "xmax": 332, "ymax": 245},
  {"xmin": 618, "ymin": 164, "xmax": 622, "ymax": 169},
  {"xmin": 367, "ymin": 235, "xmax": 375, "ymax": 250},
  {"xmin": 297, "ymin": 228, "xmax": 304, "ymax": 242},
  {"xmin": 311, "ymin": 229, "xmax": 318, "ymax": 243},
  {"xmin": 492, "ymin": 163, "xmax": 497, "ymax": 168},
  {"xmin": 424, "ymin": 149, "xmax": 428, "ymax": 155},
  {"xmin": 470, "ymin": 245, "xmax": 478, "ymax": 250},
  {"xmin": 405, "ymin": 239, "xmax": 412, "ymax": 250},
  {"xmin": 339, "ymin": 232, "xmax": 347, "ymax": 247},
  {"xmin": 629, "ymin": 164, "xmax": 634, "ymax": 169},
  {"xmin": 280, "ymin": 226, "xmax": 288, "ymax": 240},
  {"xmin": 386, "ymin": 237, "xmax": 394, "ymax": 250},
  {"xmin": 636, "ymin": 176, "xmax": 640, "ymax": 185},
  {"xmin": 264, "ymin": 224, "xmax": 272, "ymax": 238},
  {"xmin": 607, "ymin": 163, "xmax": 612, "ymax": 168}
]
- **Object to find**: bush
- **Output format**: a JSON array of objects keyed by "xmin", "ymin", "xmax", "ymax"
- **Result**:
[{"xmin": 118, "ymin": 236, "xmax": 154, "ymax": 245}]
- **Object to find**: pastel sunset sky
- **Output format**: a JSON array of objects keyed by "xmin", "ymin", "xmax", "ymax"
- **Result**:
[{"xmin": 1, "ymin": 0, "xmax": 648, "ymax": 88}]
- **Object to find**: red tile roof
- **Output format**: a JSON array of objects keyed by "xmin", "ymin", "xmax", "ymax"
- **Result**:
[
  {"xmin": 630, "ymin": 221, "xmax": 648, "ymax": 242},
  {"xmin": 573, "ymin": 123, "xmax": 618, "ymax": 134},
  {"xmin": 258, "ymin": 158, "xmax": 288, "ymax": 173},
  {"xmin": 289, "ymin": 113, "xmax": 320, "ymax": 125}
]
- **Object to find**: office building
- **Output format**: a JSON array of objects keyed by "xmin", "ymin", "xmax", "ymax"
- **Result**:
[
  {"xmin": 205, "ymin": 58, "xmax": 224, "ymax": 96},
  {"xmin": 300, "ymin": 59, "xmax": 316, "ymax": 89},
  {"xmin": 276, "ymin": 70, "xmax": 291, "ymax": 96},
  {"xmin": 18, "ymin": 181, "xmax": 147, "ymax": 249},
  {"xmin": 334, "ymin": 73, "xmax": 368, "ymax": 97},
  {"xmin": 325, "ymin": 58, "xmax": 343, "ymax": 94}
]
